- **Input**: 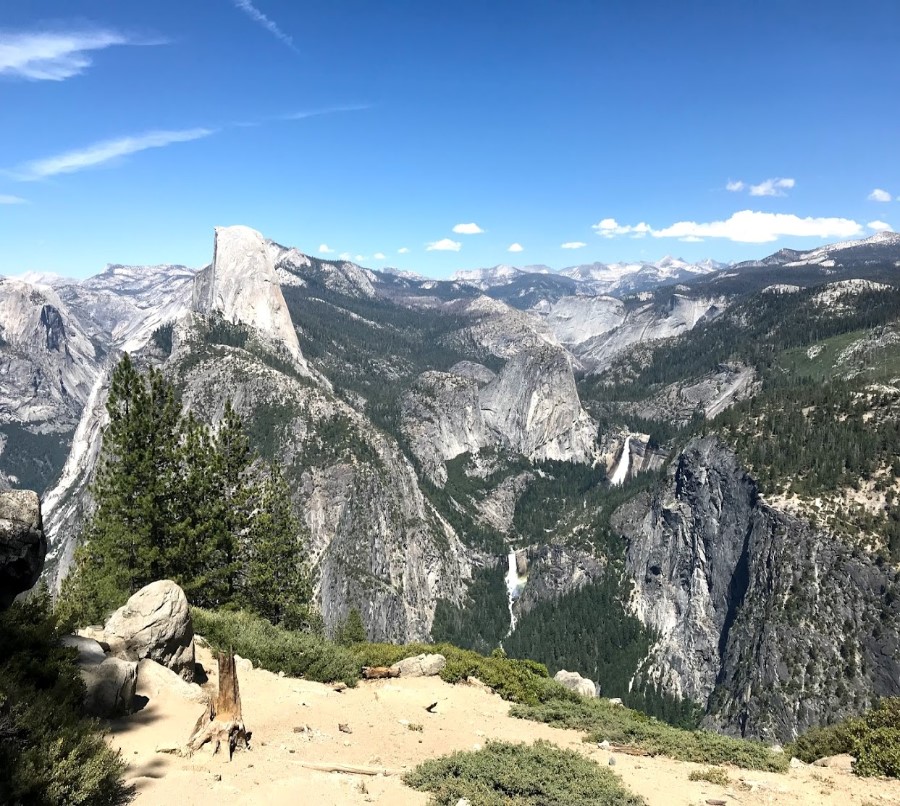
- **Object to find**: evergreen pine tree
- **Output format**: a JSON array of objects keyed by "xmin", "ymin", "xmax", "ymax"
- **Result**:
[{"xmin": 239, "ymin": 464, "xmax": 313, "ymax": 628}]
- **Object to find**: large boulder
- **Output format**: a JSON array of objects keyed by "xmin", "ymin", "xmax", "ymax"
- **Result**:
[
  {"xmin": 0, "ymin": 490, "xmax": 46, "ymax": 609},
  {"xmin": 104, "ymin": 580, "xmax": 195, "ymax": 681},
  {"xmin": 554, "ymin": 669, "xmax": 598, "ymax": 698},
  {"xmin": 390, "ymin": 653, "xmax": 447, "ymax": 677},
  {"xmin": 63, "ymin": 635, "xmax": 137, "ymax": 717}
]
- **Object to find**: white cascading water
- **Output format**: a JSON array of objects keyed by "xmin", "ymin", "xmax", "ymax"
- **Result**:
[
  {"xmin": 504, "ymin": 551, "xmax": 527, "ymax": 636},
  {"xmin": 610, "ymin": 435, "xmax": 631, "ymax": 486}
]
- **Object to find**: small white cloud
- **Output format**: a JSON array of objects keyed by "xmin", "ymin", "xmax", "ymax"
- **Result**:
[
  {"xmin": 13, "ymin": 128, "xmax": 215, "ymax": 180},
  {"xmin": 452, "ymin": 222, "xmax": 484, "ymax": 234},
  {"xmin": 560, "ymin": 241, "xmax": 587, "ymax": 249},
  {"xmin": 232, "ymin": 0, "xmax": 298, "ymax": 52},
  {"xmin": 869, "ymin": 188, "xmax": 892, "ymax": 203},
  {"xmin": 318, "ymin": 243, "xmax": 334, "ymax": 254},
  {"xmin": 338, "ymin": 252, "xmax": 352, "ymax": 260},
  {"xmin": 726, "ymin": 180, "xmax": 745, "ymax": 192},
  {"xmin": 868, "ymin": 220, "xmax": 893, "ymax": 231},
  {"xmin": 426, "ymin": 238, "xmax": 462, "ymax": 252},
  {"xmin": 0, "ymin": 28, "xmax": 159, "ymax": 81},
  {"xmin": 354, "ymin": 254, "xmax": 366, "ymax": 261},
  {"xmin": 507, "ymin": 242, "xmax": 524, "ymax": 253},
  {"xmin": 748, "ymin": 177, "xmax": 795, "ymax": 197},
  {"xmin": 593, "ymin": 218, "xmax": 652, "ymax": 238},
  {"xmin": 0, "ymin": 194, "xmax": 26, "ymax": 204},
  {"xmin": 397, "ymin": 247, "xmax": 410, "ymax": 254},
  {"xmin": 679, "ymin": 236, "xmax": 704, "ymax": 242},
  {"xmin": 373, "ymin": 252, "xmax": 386, "ymax": 260}
]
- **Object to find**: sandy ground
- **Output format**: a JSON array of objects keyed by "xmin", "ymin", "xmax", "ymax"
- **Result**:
[{"xmin": 108, "ymin": 647, "xmax": 900, "ymax": 806}]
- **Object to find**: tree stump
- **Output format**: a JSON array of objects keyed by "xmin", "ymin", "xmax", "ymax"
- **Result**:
[{"xmin": 186, "ymin": 650, "xmax": 251, "ymax": 759}]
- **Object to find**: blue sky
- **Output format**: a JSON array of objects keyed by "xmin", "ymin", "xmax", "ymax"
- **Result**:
[{"xmin": 1, "ymin": 0, "xmax": 898, "ymax": 278}]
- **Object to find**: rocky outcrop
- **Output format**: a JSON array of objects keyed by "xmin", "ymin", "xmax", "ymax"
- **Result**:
[
  {"xmin": 103, "ymin": 580, "xmax": 195, "ymax": 681},
  {"xmin": 401, "ymin": 372, "xmax": 490, "ymax": 483},
  {"xmin": 192, "ymin": 225, "xmax": 308, "ymax": 372},
  {"xmin": 515, "ymin": 543, "xmax": 605, "ymax": 618},
  {"xmin": 63, "ymin": 635, "xmax": 138, "ymax": 718},
  {"xmin": 615, "ymin": 437, "xmax": 900, "ymax": 742},
  {"xmin": 479, "ymin": 346, "xmax": 596, "ymax": 463},
  {"xmin": 554, "ymin": 669, "xmax": 598, "ymax": 698},
  {"xmin": 0, "ymin": 490, "xmax": 46, "ymax": 609},
  {"xmin": 390, "ymin": 653, "xmax": 447, "ymax": 677}
]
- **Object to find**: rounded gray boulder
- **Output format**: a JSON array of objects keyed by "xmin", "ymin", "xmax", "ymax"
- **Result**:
[{"xmin": 104, "ymin": 580, "xmax": 195, "ymax": 681}]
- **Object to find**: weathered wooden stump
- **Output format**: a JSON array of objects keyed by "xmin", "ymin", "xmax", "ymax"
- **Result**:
[{"xmin": 186, "ymin": 650, "xmax": 251, "ymax": 759}]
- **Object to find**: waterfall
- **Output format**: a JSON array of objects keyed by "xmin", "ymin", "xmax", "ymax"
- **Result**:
[
  {"xmin": 504, "ymin": 551, "xmax": 527, "ymax": 636},
  {"xmin": 610, "ymin": 435, "xmax": 631, "ymax": 486}
]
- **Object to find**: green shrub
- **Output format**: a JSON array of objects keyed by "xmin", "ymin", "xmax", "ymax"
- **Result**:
[
  {"xmin": 192, "ymin": 607, "xmax": 361, "ymax": 685},
  {"xmin": 510, "ymin": 698, "xmax": 788, "ymax": 772},
  {"xmin": 849, "ymin": 698, "xmax": 900, "ymax": 777},
  {"xmin": 787, "ymin": 719, "xmax": 858, "ymax": 763},
  {"xmin": 403, "ymin": 739, "xmax": 645, "ymax": 805},
  {"xmin": 688, "ymin": 767, "xmax": 730, "ymax": 785},
  {"xmin": 355, "ymin": 642, "xmax": 574, "ymax": 707},
  {"xmin": 0, "ymin": 592, "xmax": 130, "ymax": 805}
]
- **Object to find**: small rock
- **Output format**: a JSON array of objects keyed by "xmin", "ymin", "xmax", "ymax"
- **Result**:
[
  {"xmin": 234, "ymin": 654, "xmax": 253, "ymax": 674},
  {"xmin": 789, "ymin": 756, "xmax": 806, "ymax": 768},
  {"xmin": 608, "ymin": 756, "xmax": 616, "ymax": 766},
  {"xmin": 333, "ymin": 681, "xmax": 347, "ymax": 692},
  {"xmin": 456, "ymin": 800, "xmax": 472, "ymax": 806},
  {"xmin": 293, "ymin": 725, "xmax": 309, "ymax": 734},
  {"xmin": 607, "ymin": 697, "xmax": 624, "ymax": 707},
  {"xmin": 213, "ymin": 774, "xmax": 221, "ymax": 782},
  {"xmin": 338, "ymin": 723, "xmax": 352, "ymax": 734},
  {"xmin": 597, "ymin": 740, "xmax": 611, "ymax": 750}
]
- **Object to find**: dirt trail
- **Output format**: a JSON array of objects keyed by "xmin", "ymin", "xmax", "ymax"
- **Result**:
[{"xmin": 108, "ymin": 647, "xmax": 900, "ymax": 805}]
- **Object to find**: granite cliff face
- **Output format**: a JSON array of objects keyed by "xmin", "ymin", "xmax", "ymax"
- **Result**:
[
  {"xmin": 616, "ymin": 437, "xmax": 900, "ymax": 742},
  {"xmin": 193, "ymin": 225, "xmax": 309, "ymax": 372}
]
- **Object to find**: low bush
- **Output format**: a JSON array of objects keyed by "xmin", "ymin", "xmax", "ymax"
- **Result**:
[
  {"xmin": 510, "ymin": 698, "xmax": 788, "ymax": 772},
  {"xmin": 356, "ymin": 643, "xmax": 573, "ymax": 706},
  {"xmin": 0, "ymin": 592, "xmax": 130, "ymax": 805},
  {"xmin": 849, "ymin": 698, "xmax": 900, "ymax": 778},
  {"xmin": 403, "ymin": 739, "xmax": 645, "ymax": 806},
  {"xmin": 192, "ymin": 607, "xmax": 361, "ymax": 685},
  {"xmin": 688, "ymin": 767, "xmax": 730, "ymax": 786},
  {"xmin": 787, "ymin": 719, "xmax": 858, "ymax": 764}
]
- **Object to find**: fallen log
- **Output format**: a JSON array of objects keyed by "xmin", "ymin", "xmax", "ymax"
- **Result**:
[
  {"xmin": 362, "ymin": 666, "xmax": 400, "ymax": 680},
  {"xmin": 607, "ymin": 744, "xmax": 652, "ymax": 757},
  {"xmin": 297, "ymin": 762, "xmax": 396, "ymax": 776},
  {"xmin": 185, "ymin": 650, "xmax": 251, "ymax": 759}
]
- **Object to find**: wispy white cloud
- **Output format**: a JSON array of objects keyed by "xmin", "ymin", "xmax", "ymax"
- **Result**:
[
  {"xmin": 354, "ymin": 254, "xmax": 366, "ymax": 261},
  {"xmin": 0, "ymin": 28, "xmax": 160, "ymax": 81},
  {"xmin": 868, "ymin": 220, "xmax": 893, "ymax": 231},
  {"xmin": 507, "ymin": 242, "xmax": 524, "ymax": 253},
  {"xmin": 749, "ymin": 177, "xmax": 795, "ymax": 197},
  {"xmin": 726, "ymin": 177, "xmax": 795, "ymax": 197},
  {"xmin": 398, "ymin": 247, "xmax": 410, "ymax": 254},
  {"xmin": 318, "ymin": 243, "xmax": 334, "ymax": 253},
  {"xmin": 593, "ymin": 218, "xmax": 651, "ymax": 238},
  {"xmin": 232, "ymin": 0, "xmax": 297, "ymax": 51},
  {"xmin": 373, "ymin": 252, "xmax": 386, "ymax": 260},
  {"xmin": 869, "ymin": 188, "xmax": 892, "ymax": 203},
  {"xmin": 9, "ymin": 105, "xmax": 369, "ymax": 182},
  {"xmin": 452, "ymin": 222, "xmax": 484, "ymax": 234},
  {"xmin": 426, "ymin": 238, "xmax": 461, "ymax": 252},
  {"xmin": 0, "ymin": 194, "xmax": 26, "ymax": 204},
  {"xmin": 339, "ymin": 252, "xmax": 352, "ymax": 260},
  {"xmin": 560, "ymin": 241, "xmax": 587, "ymax": 249},
  {"xmin": 12, "ymin": 128, "xmax": 215, "ymax": 180}
]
